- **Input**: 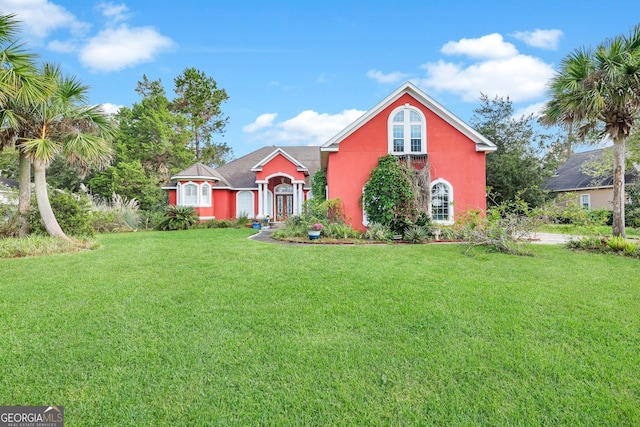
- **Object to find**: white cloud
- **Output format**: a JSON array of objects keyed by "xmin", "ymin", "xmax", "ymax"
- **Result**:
[
  {"xmin": 317, "ymin": 73, "xmax": 333, "ymax": 84},
  {"xmin": 97, "ymin": 2, "xmax": 130, "ymax": 24},
  {"xmin": 418, "ymin": 33, "xmax": 556, "ymax": 103},
  {"xmin": 513, "ymin": 101, "xmax": 547, "ymax": 119},
  {"xmin": 512, "ymin": 29, "xmax": 563, "ymax": 50},
  {"xmin": 441, "ymin": 33, "xmax": 518, "ymax": 59},
  {"xmin": 79, "ymin": 24, "xmax": 174, "ymax": 72},
  {"xmin": 99, "ymin": 103, "xmax": 122, "ymax": 115},
  {"xmin": 0, "ymin": 0, "xmax": 90, "ymax": 39},
  {"xmin": 243, "ymin": 113, "xmax": 277, "ymax": 133},
  {"xmin": 0, "ymin": 0, "xmax": 174, "ymax": 73},
  {"xmin": 244, "ymin": 109, "xmax": 365, "ymax": 146},
  {"xmin": 366, "ymin": 69, "xmax": 410, "ymax": 84},
  {"xmin": 47, "ymin": 39, "xmax": 78, "ymax": 53}
]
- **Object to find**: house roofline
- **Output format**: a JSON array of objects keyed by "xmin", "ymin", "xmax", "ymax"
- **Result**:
[
  {"xmin": 250, "ymin": 147, "xmax": 310, "ymax": 174},
  {"xmin": 321, "ymin": 81, "xmax": 496, "ymax": 152}
]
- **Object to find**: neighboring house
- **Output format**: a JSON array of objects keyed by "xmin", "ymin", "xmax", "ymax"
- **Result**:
[
  {"xmin": 545, "ymin": 148, "xmax": 638, "ymax": 210},
  {"xmin": 165, "ymin": 82, "xmax": 496, "ymax": 229},
  {"xmin": 0, "ymin": 176, "xmax": 19, "ymax": 205}
]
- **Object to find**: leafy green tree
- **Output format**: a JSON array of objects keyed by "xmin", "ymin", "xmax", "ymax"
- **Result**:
[
  {"xmin": 471, "ymin": 94, "xmax": 557, "ymax": 208},
  {"xmin": 362, "ymin": 155, "xmax": 416, "ymax": 233},
  {"xmin": 19, "ymin": 64, "xmax": 115, "ymax": 239},
  {"xmin": 172, "ymin": 67, "xmax": 232, "ymax": 165},
  {"xmin": 89, "ymin": 160, "xmax": 165, "ymax": 210},
  {"xmin": 541, "ymin": 24, "xmax": 640, "ymax": 237},
  {"xmin": 0, "ymin": 13, "xmax": 53, "ymax": 237},
  {"xmin": 88, "ymin": 76, "xmax": 191, "ymax": 209}
]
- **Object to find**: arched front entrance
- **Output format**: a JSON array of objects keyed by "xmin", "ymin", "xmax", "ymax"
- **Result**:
[{"xmin": 275, "ymin": 183, "xmax": 294, "ymax": 221}]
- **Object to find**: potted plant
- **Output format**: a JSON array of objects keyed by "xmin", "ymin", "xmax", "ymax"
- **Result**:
[
  {"xmin": 262, "ymin": 215, "xmax": 271, "ymax": 229},
  {"xmin": 308, "ymin": 223, "xmax": 324, "ymax": 240}
]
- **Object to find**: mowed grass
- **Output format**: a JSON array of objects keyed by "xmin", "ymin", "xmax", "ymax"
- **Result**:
[{"xmin": 1, "ymin": 229, "xmax": 639, "ymax": 426}]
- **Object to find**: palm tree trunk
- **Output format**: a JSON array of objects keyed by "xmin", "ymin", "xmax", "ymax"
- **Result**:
[
  {"xmin": 612, "ymin": 139, "xmax": 626, "ymax": 238},
  {"xmin": 33, "ymin": 159, "xmax": 69, "ymax": 240},
  {"xmin": 17, "ymin": 151, "xmax": 31, "ymax": 237}
]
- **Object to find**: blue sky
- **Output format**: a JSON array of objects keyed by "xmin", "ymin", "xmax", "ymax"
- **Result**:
[{"xmin": 1, "ymin": 0, "xmax": 638, "ymax": 157}]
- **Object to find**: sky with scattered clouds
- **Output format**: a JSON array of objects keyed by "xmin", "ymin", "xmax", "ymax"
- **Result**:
[{"xmin": 1, "ymin": 0, "xmax": 638, "ymax": 157}]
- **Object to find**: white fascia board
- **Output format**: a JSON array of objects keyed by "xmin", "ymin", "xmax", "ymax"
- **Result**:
[
  {"xmin": 170, "ymin": 175, "xmax": 220, "ymax": 181},
  {"xmin": 250, "ymin": 147, "xmax": 308, "ymax": 172}
]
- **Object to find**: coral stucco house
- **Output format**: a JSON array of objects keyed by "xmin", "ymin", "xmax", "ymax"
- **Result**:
[{"xmin": 164, "ymin": 82, "xmax": 496, "ymax": 229}]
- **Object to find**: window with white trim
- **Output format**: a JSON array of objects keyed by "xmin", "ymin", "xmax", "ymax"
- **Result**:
[
  {"xmin": 179, "ymin": 182, "xmax": 212, "ymax": 207},
  {"xmin": 581, "ymin": 194, "xmax": 590, "ymax": 209},
  {"xmin": 236, "ymin": 191, "xmax": 254, "ymax": 218},
  {"xmin": 431, "ymin": 179, "xmax": 453, "ymax": 223},
  {"xmin": 388, "ymin": 105, "xmax": 426, "ymax": 155},
  {"xmin": 201, "ymin": 183, "xmax": 211, "ymax": 206},
  {"xmin": 183, "ymin": 183, "xmax": 197, "ymax": 206}
]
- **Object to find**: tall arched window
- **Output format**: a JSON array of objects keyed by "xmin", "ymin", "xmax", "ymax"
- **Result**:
[
  {"xmin": 431, "ymin": 179, "xmax": 453, "ymax": 223},
  {"xmin": 236, "ymin": 191, "xmax": 254, "ymax": 218},
  {"xmin": 388, "ymin": 105, "xmax": 426, "ymax": 155}
]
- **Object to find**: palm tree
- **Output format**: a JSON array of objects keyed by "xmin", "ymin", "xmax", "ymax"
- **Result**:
[
  {"xmin": 19, "ymin": 64, "xmax": 115, "ymax": 239},
  {"xmin": 0, "ymin": 13, "xmax": 53, "ymax": 237},
  {"xmin": 541, "ymin": 24, "xmax": 640, "ymax": 237}
]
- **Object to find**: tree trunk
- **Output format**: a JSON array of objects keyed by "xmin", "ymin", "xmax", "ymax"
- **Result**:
[
  {"xmin": 17, "ymin": 151, "xmax": 31, "ymax": 238},
  {"xmin": 33, "ymin": 159, "xmax": 69, "ymax": 240},
  {"xmin": 194, "ymin": 129, "xmax": 201, "ymax": 159},
  {"xmin": 611, "ymin": 139, "xmax": 626, "ymax": 238}
]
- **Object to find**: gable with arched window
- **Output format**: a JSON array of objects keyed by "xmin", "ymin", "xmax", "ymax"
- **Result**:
[
  {"xmin": 388, "ymin": 105, "xmax": 426, "ymax": 155},
  {"xmin": 431, "ymin": 178, "xmax": 453, "ymax": 223}
]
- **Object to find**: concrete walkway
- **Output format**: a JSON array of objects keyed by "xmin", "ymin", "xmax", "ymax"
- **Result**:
[
  {"xmin": 528, "ymin": 232, "xmax": 578, "ymax": 244},
  {"xmin": 249, "ymin": 228, "xmax": 577, "ymax": 245}
]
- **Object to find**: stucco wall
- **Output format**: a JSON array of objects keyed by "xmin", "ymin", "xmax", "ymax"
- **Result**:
[{"xmin": 326, "ymin": 93, "xmax": 488, "ymax": 230}]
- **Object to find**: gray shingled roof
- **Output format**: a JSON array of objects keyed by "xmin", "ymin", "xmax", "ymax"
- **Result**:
[
  {"xmin": 169, "ymin": 146, "xmax": 321, "ymax": 190},
  {"xmin": 0, "ymin": 177, "xmax": 19, "ymax": 189},
  {"xmin": 213, "ymin": 146, "xmax": 320, "ymax": 189},
  {"xmin": 545, "ymin": 148, "xmax": 637, "ymax": 191}
]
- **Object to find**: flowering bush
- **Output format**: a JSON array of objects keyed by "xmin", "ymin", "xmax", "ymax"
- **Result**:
[{"xmin": 311, "ymin": 223, "xmax": 324, "ymax": 231}]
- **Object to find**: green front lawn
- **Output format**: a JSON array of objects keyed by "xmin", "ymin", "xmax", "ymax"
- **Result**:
[{"xmin": 1, "ymin": 229, "xmax": 639, "ymax": 425}]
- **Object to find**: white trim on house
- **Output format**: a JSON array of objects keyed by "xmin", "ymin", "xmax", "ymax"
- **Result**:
[
  {"xmin": 581, "ymin": 193, "xmax": 591, "ymax": 209},
  {"xmin": 250, "ymin": 148, "xmax": 309, "ymax": 173},
  {"xmin": 236, "ymin": 190, "xmax": 255, "ymax": 218},
  {"xmin": 176, "ymin": 181, "xmax": 212, "ymax": 207},
  {"xmin": 321, "ymin": 81, "xmax": 496, "ymax": 153},
  {"xmin": 261, "ymin": 172, "xmax": 306, "ymax": 184}
]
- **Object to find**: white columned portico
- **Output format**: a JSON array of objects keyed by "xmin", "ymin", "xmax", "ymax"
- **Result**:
[
  {"xmin": 292, "ymin": 183, "xmax": 299, "ymax": 216},
  {"xmin": 262, "ymin": 183, "xmax": 269, "ymax": 217},
  {"xmin": 297, "ymin": 183, "xmax": 303, "ymax": 214},
  {"xmin": 257, "ymin": 182, "xmax": 263, "ymax": 217}
]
